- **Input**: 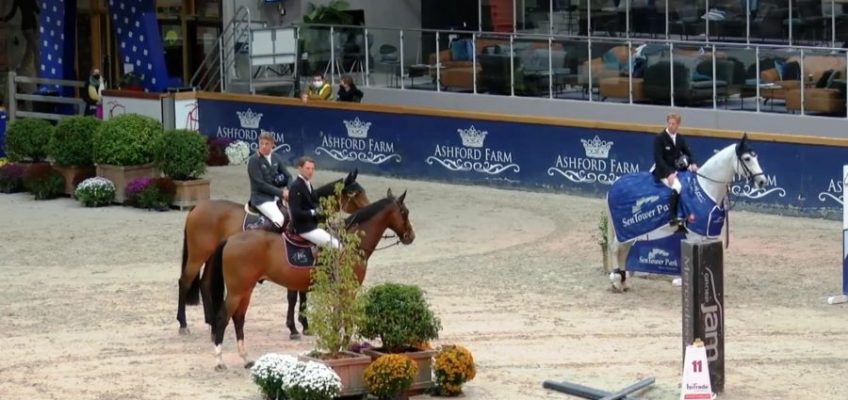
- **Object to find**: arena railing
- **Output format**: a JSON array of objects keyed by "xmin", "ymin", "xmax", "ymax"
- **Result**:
[
  {"xmin": 6, "ymin": 71, "xmax": 87, "ymax": 122},
  {"xmin": 272, "ymin": 23, "xmax": 848, "ymax": 119}
]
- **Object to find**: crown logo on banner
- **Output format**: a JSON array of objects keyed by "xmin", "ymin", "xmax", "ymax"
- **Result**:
[
  {"xmin": 581, "ymin": 135, "xmax": 614, "ymax": 158},
  {"xmin": 237, "ymin": 108, "xmax": 263, "ymax": 129},
  {"xmin": 458, "ymin": 125, "xmax": 487, "ymax": 148},
  {"xmin": 343, "ymin": 117, "xmax": 372, "ymax": 139}
]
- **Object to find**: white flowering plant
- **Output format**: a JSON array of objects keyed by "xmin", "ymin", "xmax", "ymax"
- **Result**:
[
  {"xmin": 74, "ymin": 177, "xmax": 116, "ymax": 207},
  {"xmin": 250, "ymin": 353, "xmax": 342, "ymax": 400},
  {"xmin": 225, "ymin": 140, "xmax": 250, "ymax": 165}
]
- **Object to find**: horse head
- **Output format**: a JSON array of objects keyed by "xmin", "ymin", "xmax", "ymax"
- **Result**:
[
  {"xmin": 386, "ymin": 188, "xmax": 415, "ymax": 245},
  {"xmin": 734, "ymin": 133, "xmax": 767, "ymax": 189},
  {"xmin": 341, "ymin": 168, "xmax": 369, "ymax": 212}
]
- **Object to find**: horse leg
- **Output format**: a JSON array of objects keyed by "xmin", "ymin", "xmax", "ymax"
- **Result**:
[
  {"xmin": 298, "ymin": 291, "xmax": 310, "ymax": 336},
  {"xmin": 609, "ymin": 239, "xmax": 632, "ymax": 292},
  {"xmin": 233, "ymin": 288, "xmax": 255, "ymax": 369},
  {"xmin": 285, "ymin": 289, "xmax": 301, "ymax": 340},
  {"xmin": 213, "ymin": 294, "xmax": 241, "ymax": 371}
]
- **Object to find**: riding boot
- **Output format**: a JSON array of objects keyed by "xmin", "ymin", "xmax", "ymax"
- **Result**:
[{"xmin": 668, "ymin": 191, "xmax": 682, "ymax": 227}]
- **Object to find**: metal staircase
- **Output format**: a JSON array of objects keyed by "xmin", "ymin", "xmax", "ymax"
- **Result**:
[{"xmin": 189, "ymin": 6, "xmax": 296, "ymax": 95}]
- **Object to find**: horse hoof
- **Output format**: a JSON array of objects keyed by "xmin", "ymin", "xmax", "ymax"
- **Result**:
[
  {"xmin": 244, "ymin": 361, "xmax": 255, "ymax": 369},
  {"xmin": 179, "ymin": 327, "xmax": 191, "ymax": 336},
  {"xmin": 290, "ymin": 333, "xmax": 301, "ymax": 340},
  {"xmin": 609, "ymin": 272, "xmax": 623, "ymax": 292},
  {"xmin": 302, "ymin": 329, "xmax": 312, "ymax": 336},
  {"xmin": 214, "ymin": 364, "xmax": 227, "ymax": 372},
  {"xmin": 672, "ymin": 278, "xmax": 682, "ymax": 287}
]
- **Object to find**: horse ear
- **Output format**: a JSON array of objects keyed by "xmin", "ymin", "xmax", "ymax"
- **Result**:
[
  {"xmin": 344, "ymin": 170, "xmax": 354, "ymax": 185},
  {"xmin": 736, "ymin": 132, "xmax": 749, "ymax": 156},
  {"xmin": 387, "ymin": 188, "xmax": 393, "ymax": 198},
  {"xmin": 353, "ymin": 168, "xmax": 358, "ymax": 180},
  {"xmin": 398, "ymin": 190, "xmax": 407, "ymax": 204}
]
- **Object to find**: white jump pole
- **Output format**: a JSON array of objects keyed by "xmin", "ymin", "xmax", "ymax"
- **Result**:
[{"xmin": 827, "ymin": 164, "xmax": 848, "ymax": 305}]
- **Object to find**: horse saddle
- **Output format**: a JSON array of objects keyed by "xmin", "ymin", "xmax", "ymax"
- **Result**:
[
  {"xmin": 243, "ymin": 200, "xmax": 290, "ymax": 232},
  {"xmin": 283, "ymin": 231, "xmax": 317, "ymax": 268}
]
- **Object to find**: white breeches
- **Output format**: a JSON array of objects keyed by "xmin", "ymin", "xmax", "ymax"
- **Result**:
[
  {"xmin": 301, "ymin": 228, "xmax": 342, "ymax": 249},
  {"xmin": 661, "ymin": 177, "xmax": 682, "ymax": 193},
  {"xmin": 257, "ymin": 201, "xmax": 285, "ymax": 227}
]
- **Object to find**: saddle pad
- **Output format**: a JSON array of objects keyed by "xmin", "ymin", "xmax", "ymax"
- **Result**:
[
  {"xmin": 243, "ymin": 213, "xmax": 274, "ymax": 232},
  {"xmin": 284, "ymin": 235, "xmax": 316, "ymax": 268}
]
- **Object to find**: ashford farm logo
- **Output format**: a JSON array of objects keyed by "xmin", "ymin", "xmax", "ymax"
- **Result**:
[
  {"xmin": 817, "ymin": 173, "xmax": 844, "ymax": 206},
  {"xmin": 425, "ymin": 126, "xmax": 519, "ymax": 175},
  {"xmin": 214, "ymin": 108, "xmax": 290, "ymax": 152},
  {"xmin": 547, "ymin": 136, "xmax": 638, "ymax": 185},
  {"xmin": 314, "ymin": 117, "xmax": 401, "ymax": 164}
]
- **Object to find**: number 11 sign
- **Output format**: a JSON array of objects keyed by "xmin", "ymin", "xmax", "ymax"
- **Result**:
[{"xmin": 681, "ymin": 338, "xmax": 714, "ymax": 400}]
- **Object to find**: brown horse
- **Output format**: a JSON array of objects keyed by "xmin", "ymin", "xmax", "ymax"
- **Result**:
[
  {"xmin": 176, "ymin": 169, "xmax": 370, "ymax": 335},
  {"xmin": 205, "ymin": 189, "xmax": 415, "ymax": 370}
]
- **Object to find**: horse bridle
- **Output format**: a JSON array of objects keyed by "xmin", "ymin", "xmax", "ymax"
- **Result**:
[{"xmin": 695, "ymin": 151, "xmax": 763, "ymax": 185}]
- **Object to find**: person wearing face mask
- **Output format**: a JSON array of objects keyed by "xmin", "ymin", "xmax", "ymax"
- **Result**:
[
  {"xmin": 301, "ymin": 73, "xmax": 332, "ymax": 103},
  {"xmin": 82, "ymin": 68, "xmax": 106, "ymax": 117}
]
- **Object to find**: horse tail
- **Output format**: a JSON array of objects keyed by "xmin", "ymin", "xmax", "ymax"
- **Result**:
[
  {"xmin": 208, "ymin": 239, "xmax": 228, "ymax": 329},
  {"xmin": 182, "ymin": 228, "xmax": 202, "ymax": 306}
]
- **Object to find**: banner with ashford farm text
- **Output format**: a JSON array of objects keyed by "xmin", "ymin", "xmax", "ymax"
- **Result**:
[{"xmin": 197, "ymin": 97, "xmax": 846, "ymax": 219}]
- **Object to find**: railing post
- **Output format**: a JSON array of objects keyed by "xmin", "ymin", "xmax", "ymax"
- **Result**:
[
  {"xmin": 800, "ymin": 48, "xmax": 805, "ymax": 115},
  {"xmin": 712, "ymin": 44, "xmax": 717, "ymax": 110},
  {"xmin": 436, "ymin": 31, "xmax": 441, "ymax": 92},
  {"xmin": 548, "ymin": 36, "xmax": 553, "ymax": 99},
  {"xmin": 625, "ymin": 0, "xmax": 630, "ymax": 39},
  {"xmin": 833, "ymin": 0, "xmax": 837, "ymax": 48},
  {"xmin": 510, "ymin": 34, "xmax": 515, "ymax": 96},
  {"xmin": 330, "ymin": 26, "xmax": 336, "ymax": 87},
  {"xmin": 664, "ymin": 0, "xmax": 669, "ymax": 40},
  {"xmin": 628, "ymin": 40, "xmax": 633, "ymax": 104},
  {"xmin": 219, "ymin": 36, "xmax": 225, "ymax": 91},
  {"xmin": 755, "ymin": 46, "xmax": 760, "ymax": 113},
  {"xmin": 363, "ymin": 28, "xmax": 370, "ymax": 86},
  {"xmin": 587, "ymin": 38, "xmax": 593, "ymax": 101},
  {"xmin": 789, "ymin": 0, "xmax": 793, "ymax": 46},
  {"xmin": 399, "ymin": 29, "xmax": 405, "ymax": 90},
  {"xmin": 7, "ymin": 70, "xmax": 15, "ymax": 122},
  {"xmin": 705, "ymin": 0, "xmax": 710, "ymax": 42},
  {"xmin": 473, "ymin": 33, "xmax": 478, "ymax": 94},
  {"xmin": 670, "ymin": 42, "xmax": 675, "ymax": 107}
]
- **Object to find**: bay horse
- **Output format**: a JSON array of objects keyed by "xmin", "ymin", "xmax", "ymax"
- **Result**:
[
  {"xmin": 605, "ymin": 133, "xmax": 767, "ymax": 291},
  {"xmin": 176, "ymin": 169, "xmax": 369, "ymax": 335},
  {"xmin": 205, "ymin": 189, "xmax": 415, "ymax": 370}
]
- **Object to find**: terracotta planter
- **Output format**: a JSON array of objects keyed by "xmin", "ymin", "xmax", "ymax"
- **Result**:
[
  {"xmin": 298, "ymin": 351, "xmax": 371, "ymax": 397},
  {"xmin": 172, "ymin": 178, "xmax": 210, "ymax": 210},
  {"xmin": 364, "ymin": 348, "xmax": 436, "ymax": 391},
  {"xmin": 95, "ymin": 163, "xmax": 159, "ymax": 203},
  {"xmin": 52, "ymin": 164, "xmax": 96, "ymax": 196}
]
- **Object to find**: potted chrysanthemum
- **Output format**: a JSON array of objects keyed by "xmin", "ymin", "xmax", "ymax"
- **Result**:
[
  {"xmin": 74, "ymin": 177, "xmax": 116, "ymax": 207},
  {"xmin": 250, "ymin": 353, "xmax": 342, "ymax": 400}
]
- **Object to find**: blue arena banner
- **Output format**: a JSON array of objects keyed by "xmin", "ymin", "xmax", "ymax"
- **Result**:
[{"xmin": 197, "ymin": 97, "xmax": 846, "ymax": 218}]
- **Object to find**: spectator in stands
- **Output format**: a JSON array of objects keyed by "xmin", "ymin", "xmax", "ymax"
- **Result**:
[
  {"xmin": 301, "ymin": 73, "xmax": 332, "ymax": 103},
  {"xmin": 82, "ymin": 68, "xmax": 105, "ymax": 117},
  {"xmin": 336, "ymin": 75, "xmax": 363, "ymax": 103}
]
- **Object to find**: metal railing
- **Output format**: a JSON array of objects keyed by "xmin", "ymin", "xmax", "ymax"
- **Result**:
[{"xmin": 7, "ymin": 71, "xmax": 87, "ymax": 122}]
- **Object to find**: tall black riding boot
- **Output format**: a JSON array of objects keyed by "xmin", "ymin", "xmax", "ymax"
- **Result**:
[{"xmin": 668, "ymin": 191, "xmax": 682, "ymax": 226}]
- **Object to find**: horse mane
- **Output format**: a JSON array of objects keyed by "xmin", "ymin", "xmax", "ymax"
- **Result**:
[{"xmin": 344, "ymin": 197, "xmax": 394, "ymax": 226}]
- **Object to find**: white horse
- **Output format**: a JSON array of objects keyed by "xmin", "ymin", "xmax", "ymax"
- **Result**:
[{"xmin": 605, "ymin": 133, "xmax": 767, "ymax": 292}]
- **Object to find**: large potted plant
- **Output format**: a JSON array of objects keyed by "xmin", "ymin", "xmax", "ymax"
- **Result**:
[
  {"xmin": 3, "ymin": 118, "xmax": 54, "ymax": 165},
  {"xmin": 92, "ymin": 113, "xmax": 162, "ymax": 203},
  {"xmin": 48, "ymin": 116, "xmax": 100, "ymax": 195},
  {"xmin": 360, "ymin": 283, "xmax": 442, "ymax": 392},
  {"xmin": 301, "ymin": 0, "xmax": 353, "ymax": 75},
  {"xmin": 299, "ymin": 183, "xmax": 372, "ymax": 397},
  {"xmin": 155, "ymin": 129, "xmax": 209, "ymax": 209}
]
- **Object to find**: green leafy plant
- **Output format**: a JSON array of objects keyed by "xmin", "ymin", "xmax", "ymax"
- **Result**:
[
  {"xmin": 596, "ymin": 212, "xmax": 610, "ymax": 249},
  {"xmin": 303, "ymin": 0, "xmax": 353, "ymax": 25},
  {"xmin": 23, "ymin": 163, "xmax": 64, "ymax": 200},
  {"xmin": 155, "ymin": 129, "xmax": 208, "ymax": 180},
  {"xmin": 360, "ymin": 283, "xmax": 442, "ymax": 353},
  {"xmin": 4, "ymin": 118, "xmax": 55, "ymax": 162},
  {"xmin": 92, "ymin": 114, "xmax": 163, "ymax": 166},
  {"xmin": 49, "ymin": 116, "xmax": 100, "ymax": 166},
  {"xmin": 303, "ymin": 182, "xmax": 366, "ymax": 358}
]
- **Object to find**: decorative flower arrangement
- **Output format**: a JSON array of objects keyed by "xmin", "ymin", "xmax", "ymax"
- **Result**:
[
  {"xmin": 125, "ymin": 176, "xmax": 176, "ymax": 210},
  {"xmin": 225, "ymin": 140, "xmax": 250, "ymax": 165},
  {"xmin": 0, "ymin": 163, "xmax": 26, "ymax": 193},
  {"xmin": 433, "ymin": 345, "xmax": 476, "ymax": 397},
  {"xmin": 74, "ymin": 177, "xmax": 116, "ymax": 207},
  {"xmin": 364, "ymin": 354, "xmax": 418, "ymax": 400},
  {"xmin": 250, "ymin": 353, "xmax": 342, "ymax": 400},
  {"xmin": 596, "ymin": 212, "xmax": 610, "ymax": 249},
  {"xmin": 23, "ymin": 163, "xmax": 64, "ymax": 200},
  {"xmin": 0, "ymin": 157, "xmax": 7, "ymax": 168}
]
